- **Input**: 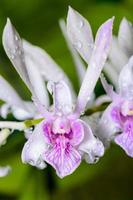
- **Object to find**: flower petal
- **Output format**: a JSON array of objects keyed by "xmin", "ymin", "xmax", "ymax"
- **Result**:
[
  {"xmin": 21, "ymin": 122, "xmax": 47, "ymax": 169},
  {"xmin": 67, "ymin": 6, "xmax": 94, "ymax": 63},
  {"xmin": 11, "ymin": 101, "xmax": 36, "ymax": 120},
  {"xmin": 3, "ymin": 19, "xmax": 49, "ymax": 109},
  {"xmin": 115, "ymin": 132, "xmax": 133, "ymax": 157},
  {"xmin": 97, "ymin": 102, "xmax": 122, "ymax": 146},
  {"xmin": 44, "ymin": 143, "xmax": 81, "ymax": 178},
  {"xmin": 94, "ymin": 95, "xmax": 111, "ymax": 106},
  {"xmin": 118, "ymin": 18, "xmax": 133, "ymax": 56},
  {"xmin": 79, "ymin": 120, "xmax": 104, "ymax": 163},
  {"xmin": 103, "ymin": 61, "xmax": 118, "ymax": 89},
  {"xmin": 23, "ymin": 39, "xmax": 67, "ymax": 83},
  {"xmin": 0, "ymin": 104, "xmax": 10, "ymax": 119},
  {"xmin": 24, "ymin": 54, "xmax": 49, "ymax": 107},
  {"xmin": 2, "ymin": 19, "xmax": 32, "ymax": 92},
  {"xmin": 75, "ymin": 18, "xmax": 114, "ymax": 115},
  {"xmin": 70, "ymin": 120, "xmax": 84, "ymax": 146},
  {"xmin": 22, "ymin": 39, "xmax": 76, "ymax": 100},
  {"xmin": 100, "ymin": 74, "xmax": 119, "ymax": 100},
  {"xmin": 0, "ymin": 75, "xmax": 26, "ymax": 110},
  {"xmin": 47, "ymin": 81, "xmax": 73, "ymax": 115},
  {"xmin": 0, "ymin": 166, "xmax": 11, "ymax": 177},
  {"xmin": 109, "ymin": 36, "xmax": 128, "ymax": 73},
  {"xmin": 59, "ymin": 19, "xmax": 86, "ymax": 85},
  {"xmin": 118, "ymin": 56, "xmax": 133, "ymax": 100}
]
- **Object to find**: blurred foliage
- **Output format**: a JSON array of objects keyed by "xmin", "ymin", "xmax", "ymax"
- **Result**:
[{"xmin": 0, "ymin": 0, "xmax": 133, "ymax": 199}]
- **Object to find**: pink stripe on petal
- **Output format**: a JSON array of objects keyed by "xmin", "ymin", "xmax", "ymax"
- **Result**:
[
  {"xmin": 115, "ymin": 132, "xmax": 133, "ymax": 157},
  {"xmin": 115, "ymin": 120, "xmax": 133, "ymax": 157},
  {"xmin": 44, "ymin": 142, "xmax": 81, "ymax": 178}
]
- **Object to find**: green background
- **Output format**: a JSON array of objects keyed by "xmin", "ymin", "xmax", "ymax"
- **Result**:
[{"xmin": 0, "ymin": 0, "xmax": 133, "ymax": 199}]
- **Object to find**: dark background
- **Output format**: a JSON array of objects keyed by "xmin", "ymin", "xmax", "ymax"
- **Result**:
[{"xmin": 0, "ymin": 0, "xmax": 133, "ymax": 199}]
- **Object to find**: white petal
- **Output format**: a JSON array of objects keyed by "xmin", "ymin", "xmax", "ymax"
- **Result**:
[
  {"xmin": 118, "ymin": 18, "xmax": 133, "ymax": 56},
  {"xmin": 0, "ymin": 75, "xmax": 26, "ymax": 110},
  {"xmin": 97, "ymin": 102, "xmax": 120, "ymax": 146},
  {"xmin": 0, "ymin": 166, "xmax": 11, "ymax": 177},
  {"xmin": 75, "ymin": 18, "xmax": 114, "ymax": 115},
  {"xmin": 22, "ymin": 39, "xmax": 76, "ymax": 102},
  {"xmin": 2, "ymin": 19, "xmax": 33, "ymax": 92},
  {"xmin": 47, "ymin": 81, "xmax": 73, "ymax": 115},
  {"xmin": 0, "ymin": 104, "xmax": 10, "ymax": 119},
  {"xmin": 118, "ymin": 56, "xmax": 133, "ymax": 100},
  {"xmin": 109, "ymin": 36, "xmax": 128, "ymax": 73},
  {"xmin": 103, "ymin": 62, "xmax": 118, "ymax": 89},
  {"xmin": 100, "ymin": 74, "xmax": 118, "ymax": 100},
  {"xmin": 59, "ymin": 19, "xmax": 86, "ymax": 84},
  {"xmin": 81, "ymin": 112, "xmax": 101, "ymax": 134},
  {"xmin": 11, "ymin": 102, "xmax": 35, "ymax": 120},
  {"xmin": 3, "ymin": 19, "xmax": 49, "ymax": 108},
  {"xmin": 24, "ymin": 54, "xmax": 49, "ymax": 107},
  {"xmin": 67, "ymin": 6, "xmax": 94, "ymax": 63},
  {"xmin": 0, "ymin": 129, "xmax": 11, "ymax": 146},
  {"xmin": 21, "ymin": 122, "xmax": 47, "ymax": 169},
  {"xmin": 94, "ymin": 95, "xmax": 111, "ymax": 106},
  {"xmin": 79, "ymin": 120, "xmax": 104, "ymax": 163}
]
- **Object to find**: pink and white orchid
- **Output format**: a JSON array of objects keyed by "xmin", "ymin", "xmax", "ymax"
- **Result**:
[
  {"xmin": 104, "ymin": 17, "xmax": 133, "ymax": 88},
  {"xmin": 2, "ymin": 7, "xmax": 113, "ymax": 178},
  {"xmin": 99, "ymin": 56, "xmax": 133, "ymax": 157}
]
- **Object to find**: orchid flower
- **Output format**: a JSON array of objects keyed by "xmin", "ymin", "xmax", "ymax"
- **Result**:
[
  {"xmin": 0, "ymin": 18, "xmax": 78, "ymax": 122},
  {"xmin": 98, "ymin": 56, "xmax": 133, "ymax": 157},
  {"xmin": 2, "ymin": 7, "xmax": 113, "ymax": 178},
  {"xmin": 104, "ymin": 17, "xmax": 133, "ymax": 88}
]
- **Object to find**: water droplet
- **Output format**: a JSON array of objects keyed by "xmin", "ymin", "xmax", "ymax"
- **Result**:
[
  {"xmin": 79, "ymin": 20, "xmax": 84, "ymax": 28},
  {"xmin": 88, "ymin": 43, "xmax": 93, "ymax": 49},
  {"xmin": 26, "ymin": 143, "xmax": 30, "ymax": 148},
  {"xmin": 58, "ymin": 105, "xmax": 62, "ymax": 111},
  {"xmin": 75, "ymin": 41, "xmax": 82, "ymax": 49},
  {"xmin": 103, "ymin": 119, "xmax": 108, "ymax": 124},
  {"xmin": 87, "ymin": 96, "xmax": 91, "ymax": 101},
  {"xmin": 18, "ymin": 50, "xmax": 22, "ymax": 55},
  {"xmin": 10, "ymin": 54, "xmax": 15, "ymax": 59},
  {"xmin": 13, "ymin": 49, "xmax": 16, "ymax": 54},
  {"xmin": 15, "ymin": 46, "xmax": 19, "ymax": 50},
  {"xmin": 56, "ymin": 112, "xmax": 62, "ymax": 117},
  {"xmin": 80, "ymin": 111, "xmax": 85, "ymax": 115},
  {"xmin": 15, "ymin": 35, "xmax": 18, "ymax": 41},
  {"xmin": 92, "ymin": 62, "xmax": 96, "ymax": 69},
  {"xmin": 64, "ymin": 105, "xmax": 71, "ymax": 114},
  {"xmin": 29, "ymin": 159, "xmax": 34, "ymax": 166},
  {"xmin": 37, "ymin": 158, "xmax": 41, "ymax": 166}
]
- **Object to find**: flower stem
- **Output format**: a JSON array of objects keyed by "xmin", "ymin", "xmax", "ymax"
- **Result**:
[{"xmin": 0, "ymin": 118, "xmax": 44, "ymax": 131}]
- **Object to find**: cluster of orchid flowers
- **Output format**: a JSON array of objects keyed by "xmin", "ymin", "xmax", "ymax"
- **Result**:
[{"xmin": 0, "ymin": 7, "xmax": 133, "ymax": 179}]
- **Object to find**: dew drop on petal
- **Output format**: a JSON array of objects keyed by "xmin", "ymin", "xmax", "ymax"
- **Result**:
[
  {"xmin": 88, "ymin": 43, "xmax": 93, "ymax": 49},
  {"xmin": 79, "ymin": 20, "xmax": 84, "ymax": 28},
  {"xmin": 75, "ymin": 41, "xmax": 82, "ymax": 49},
  {"xmin": 36, "ymin": 158, "xmax": 41, "ymax": 166},
  {"xmin": 15, "ymin": 35, "xmax": 18, "ymax": 41},
  {"xmin": 10, "ymin": 54, "xmax": 15, "ymax": 59},
  {"xmin": 29, "ymin": 159, "xmax": 34, "ymax": 166}
]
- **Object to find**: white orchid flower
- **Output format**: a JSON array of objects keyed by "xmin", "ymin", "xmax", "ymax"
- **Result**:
[
  {"xmin": 104, "ymin": 17, "xmax": 133, "ymax": 89},
  {"xmin": 1, "ymin": 7, "xmax": 113, "ymax": 178}
]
